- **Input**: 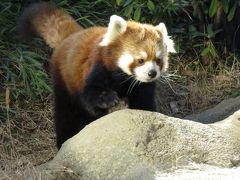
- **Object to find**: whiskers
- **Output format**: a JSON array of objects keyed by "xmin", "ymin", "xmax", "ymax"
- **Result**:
[
  {"xmin": 127, "ymin": 79, "xmax": 141, "ymax": 95},
  {"xmin": 118, "ymin": 73, "xmax": 141, "ymax": 95},
  {"xmin": 120, "ymin": 75, "xmax": 135, "ymax": 85},
  {"xmin": 158, "ymin": 71, "xmax": 182, "ymax": 93}
]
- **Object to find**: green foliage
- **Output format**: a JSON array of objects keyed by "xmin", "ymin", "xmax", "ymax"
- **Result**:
[
  {"xmin": 192, "ymin": 1, "xmax": 240, "ymax": 59},
  {"xmin": 189, "ymin": 24, "xmax": 222, "ymax": 60},
  {"xmin": 208, "ymin": 0, "xmax": 238, "ymax": 21},
  {"xmin": 1, "ymin": 0, "xmax": 239, "ymax": 116},
  {"xmin": 0, "ymin": 1, "xmax": 53, "ymax": 122},
  {"xmin": 53, "ymin": 0, "xmax": 117, "ymax": 27},
  {"xmin": 0, "ymin": 1, "xmax": 51, "ymax": 102},
  {"xmin": 114, "ymin": 0, "xmax": 189, "ymax": 25}
]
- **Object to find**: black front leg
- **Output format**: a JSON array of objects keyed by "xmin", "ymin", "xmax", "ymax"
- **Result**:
[
  {"xmin": 79, "ymin": 61, "xmax": 119, "ymax": 117},
  {"xmin": 80, "ymin": 87, "xmax": 119, "ymax": 117},
  {"xmin": 128, "ymin": 82, "xmax": 156, "ymax": 112}
]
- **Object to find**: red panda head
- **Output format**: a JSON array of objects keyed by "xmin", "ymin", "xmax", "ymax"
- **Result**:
[{"xmin": 100, "ymin": 15, "xmax": 175, "ymax": 82}]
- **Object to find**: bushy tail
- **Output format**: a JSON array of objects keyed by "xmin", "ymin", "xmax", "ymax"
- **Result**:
[{"xmin": 17, "ymin": 2, "xmax": 82, "ymax": 48}]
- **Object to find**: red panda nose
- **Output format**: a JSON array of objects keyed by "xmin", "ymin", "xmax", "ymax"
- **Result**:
[{"xmin": 148, "ymin": 70, "xmax": 157, "ymax": 78}]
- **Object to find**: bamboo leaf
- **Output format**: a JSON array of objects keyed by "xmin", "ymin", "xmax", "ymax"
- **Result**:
[
  {"xmin": 209, "ymin": 0, "xmax": 219, "ymax": 18},
  {"xmin": 221, "ymin": 0, "xmax": 229, "ymax": 13},
  {"xmin": 134, "ymin": 7, "xmax": 141, "ymax": 21},
  {"xmin": 147, "ymin": 0, "xmax": 155, "ymax": 12},
  {"xmin": 116, "ymin": 0, "xmax": 122, "ymax": 6},
  {"xmin": 124, "ymin": 4, "xmax": 133, "ymax": 17},
  {"xmin": 207, "ymin": 24, "xmax": 213, "ymax": 35},
  {"xmin": 209, "ymin": 45, "xmax": 218, "ymax": 58},
  {"xmin": 201, "ymin": 47, "xmax": 210, "ymax": 57},
  {"xmin": 227, "ymin": 2, "xmax": 237, "ymax": 22},
  {"xmin": 123, "ymin": 0, "xmax": 132, "ymax": 7}
]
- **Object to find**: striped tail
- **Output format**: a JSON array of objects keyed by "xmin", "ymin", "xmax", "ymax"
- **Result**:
[{"xmin": 18, "ymin": 2, "xmax": 82, "ymax": 48}]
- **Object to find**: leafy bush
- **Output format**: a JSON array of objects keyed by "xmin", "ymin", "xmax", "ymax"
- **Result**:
[{"xmin": 1, "ymin": 1, "xmax": 52, "ymax": 100}]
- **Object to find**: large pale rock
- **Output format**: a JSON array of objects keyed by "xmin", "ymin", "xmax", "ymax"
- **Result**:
[{"xmin": 39, "ymin": 109, "xmax": 240, "ymax": 179}]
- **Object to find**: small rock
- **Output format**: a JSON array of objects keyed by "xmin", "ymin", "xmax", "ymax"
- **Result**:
[{"xmin": 231, "ymin": 156, "xmax": 240, "ymax": 167}]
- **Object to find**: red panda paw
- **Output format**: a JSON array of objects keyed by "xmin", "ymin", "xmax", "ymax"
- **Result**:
[{"xmin": 95, "ymin": 90, "xmax": 119, "ymax": 109}]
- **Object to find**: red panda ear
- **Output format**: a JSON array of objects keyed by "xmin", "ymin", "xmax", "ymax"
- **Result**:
[
  {"xmin": 99, "ymin": 15, "xmax": 127, "ymax": 46},
  {"xmin": 156, "ymin": 23, "xmax": 176, "ymax": 53},
  {"xmin": 156, "ymin": 23, "xmax": 168, "ymax": 38}
]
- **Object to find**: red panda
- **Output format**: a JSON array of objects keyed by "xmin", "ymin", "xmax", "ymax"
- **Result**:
[{"xmin": 18, "ymin": 2, "xmax": 175, "ymax": 149}]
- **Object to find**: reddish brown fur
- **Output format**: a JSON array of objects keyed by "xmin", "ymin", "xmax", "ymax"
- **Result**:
[
  {"xmin": 51, "ymin": 20, "xmax": 165, "ymax": 93},
  {"xmin": 19, "ymin": 3, "xmax": 166, "ymax": 94},
  {"xmin": 52, "ymin": 25, "xmax": 135, "ymax": 93},
  {"xmin": 18, "ymin": 2, "xmax": 82, "ymax": 48},
  {"xmin": 34, "ymin": 9, "xmax": 82, "ymax": 48},
  {"xmin": 52, "ymin": 22, "xmax": 165, "ymax": 93},
  {"xmin": 52, "ymin": 28, "xmax": 110, "ymax": 93},
  {"xmin": 18, "ymin": 2, "xmax": 173, "ymax": 149}
]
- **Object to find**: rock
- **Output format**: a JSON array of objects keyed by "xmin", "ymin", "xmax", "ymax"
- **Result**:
[
  {"xmin": 36, "ymin": 109, "xmax": 240, "ymax": 179},
  {"xmin": 155, "ymin": 163, "xmax": 240, "ymax": 180},
  {"xmin": 213, "ymin": 109, "xmax": 240, "ymax": 140},
  {"xmin": 185, "ymin": 96, "xmax": 240, "ymax": 123}
]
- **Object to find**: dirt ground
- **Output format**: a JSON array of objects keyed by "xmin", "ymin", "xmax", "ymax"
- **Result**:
[
  {"xmin": 0, "ymin": 58, "xmax": 239, "ymax": 178},
  {"xmin": 0, "ymin": 100, "xmax": 57, "ymax": 178}
]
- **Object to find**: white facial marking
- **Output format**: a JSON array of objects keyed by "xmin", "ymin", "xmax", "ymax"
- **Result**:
[
  {"xmin": 156, "ymin": 23, "xmax": 176, "ymax": 53},
  {"xmin": 99, "ymin": 15, "xmax": 127, "ymax": 46},
  {"xmin": 134, "ymin": 61, "xmax": 160, "ymax": 82},
  {"xmin": 117, "ymin": 53, "xmax": 134, "ymax": 75},
  {"xmin": 156, "ymin": 50, "xmax": 162, "ymax": 58},
  {"xmin": 139, "ymin": 51, "xmax": 147, "ymax": 59},
  {"xmin": 164, "ymin": 38, "xmax": 176, "ymax": 53}
]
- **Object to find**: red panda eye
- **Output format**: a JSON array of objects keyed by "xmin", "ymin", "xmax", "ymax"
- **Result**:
[
  {"xmin": 137, "ymin": 59, "xmax": 145, "ymax": 65},
  {"xmin": 156, "ymin": 59, "xmax": 162, "ymax": 65}
]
